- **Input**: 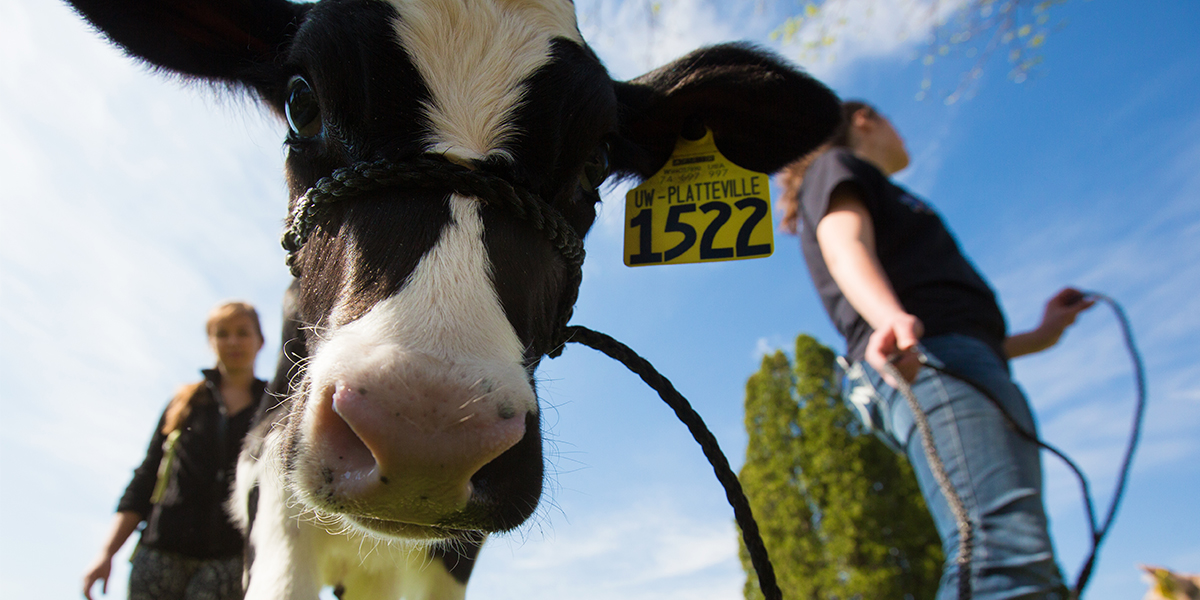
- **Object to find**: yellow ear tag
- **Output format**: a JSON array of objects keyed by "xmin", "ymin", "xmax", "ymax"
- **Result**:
[{"xmin": 624, "ymin": 129, "xmax": 773, "ymax": 267}]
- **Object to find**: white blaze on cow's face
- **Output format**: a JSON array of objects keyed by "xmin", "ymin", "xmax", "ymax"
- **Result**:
[{"xmin": 389, "ymin": 0, "xmax": 582, "ymax": 163}]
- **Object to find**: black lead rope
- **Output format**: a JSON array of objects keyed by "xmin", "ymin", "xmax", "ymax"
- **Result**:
[
  {"xmin": 563, "ymin": 325, "xmax": 783, "ymax": 600},
  {"xmin": 1068, "ymin": 293, "xmax": 1146, "ymax": 596}
]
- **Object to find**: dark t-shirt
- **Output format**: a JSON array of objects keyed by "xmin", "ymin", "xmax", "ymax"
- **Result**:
[
  {"xmin": 797, "ymin": 148, "xmax": 1008, "ymax": 363},
  {"xmin": 118, "ymin": 370, "xmax": 264, "ymax": 559}
]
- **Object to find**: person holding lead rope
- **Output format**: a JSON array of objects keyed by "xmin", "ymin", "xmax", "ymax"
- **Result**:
[{"xmin": 777, "ymin": 100, "xmax": 1093, "ymax": 600}]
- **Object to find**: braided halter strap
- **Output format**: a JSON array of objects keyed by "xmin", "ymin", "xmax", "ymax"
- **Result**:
[{"xmin": 281, "ymin": 154, "xmax": 586, "ymax": 356}]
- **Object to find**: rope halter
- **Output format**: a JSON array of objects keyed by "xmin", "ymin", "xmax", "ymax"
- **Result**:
[{"xmin": 281, "ymin": 154, "xmax": 588, "ymax": 356}]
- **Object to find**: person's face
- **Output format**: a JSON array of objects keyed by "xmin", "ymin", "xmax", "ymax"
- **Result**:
[
  {"xmin": 209, "ymin": 314, "xmax": 263, "ymax": 371},
  {"xmin": 872, "ymin": 114, "xmax": 910, "ymax": 173},
  {"xmin": 853, "ymin": 110, "xmax": 910, "ymax": 175}
]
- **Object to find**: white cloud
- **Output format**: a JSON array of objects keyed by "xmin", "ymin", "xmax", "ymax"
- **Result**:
[
  {"xmin": 754, "ymin": 337, "xmax": 776, "ymax": 359},
  {"xmin": 580, "ymin": 0, "xmax": 747, "ymax": 80},
  {"xmin": 753, "ymin": 335, "xmax": 792, "ymax": 361},
  {"xmin": 762, "ymin": 0, "xmax": 966, "ymax": 83},
  {"xmin": 576, "ymin": 0, "xmax": 965, "ymax": 88}
]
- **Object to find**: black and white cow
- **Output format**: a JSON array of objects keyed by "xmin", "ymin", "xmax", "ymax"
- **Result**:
[{"xmin": 66, "ymin": 0, "xmax": 840, "ymax": 597}]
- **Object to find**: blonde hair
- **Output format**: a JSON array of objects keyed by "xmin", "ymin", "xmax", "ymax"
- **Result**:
[
  {"xmin": 161, "ymin": 301, "xmax": 262, "ymax": 434},
  {"xmin": 776, "ymin": 100, "xmax": 875, "ymax": 235}
]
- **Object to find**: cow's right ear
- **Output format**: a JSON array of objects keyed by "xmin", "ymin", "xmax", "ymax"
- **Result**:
[
  {"xmin": 67, "ymin": 0, "xmax": 308, "ymax": 93},
  {"xmin": 610, "ymin": 42, "xmax": 841, "ymax": 181}
]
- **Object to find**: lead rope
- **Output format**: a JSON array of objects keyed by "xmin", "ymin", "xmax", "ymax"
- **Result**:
[
  {"xmin": 1067, "ymin": 293, "xmax": 1146, "ymax": 596},
  {"xmin": 563, "ymin": 325, "xmax": 783, "ymax": 600},
  {"xmin": 880, "ymin": 360, "xmax": 975, "ymax": 600},
  {"xmin": 879, "ymin": 292, "xmax": 1145, "ymax": 600}
]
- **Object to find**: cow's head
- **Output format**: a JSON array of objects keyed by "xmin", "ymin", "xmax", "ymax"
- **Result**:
[{"xmin": 68, "ymin": 0, "xmax": 840, "ymax": 541}]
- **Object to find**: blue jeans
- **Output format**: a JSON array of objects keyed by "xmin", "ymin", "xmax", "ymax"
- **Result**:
[{"xmin": 843, "ymin": 334, "xmax": 1066, "ymax": 600}]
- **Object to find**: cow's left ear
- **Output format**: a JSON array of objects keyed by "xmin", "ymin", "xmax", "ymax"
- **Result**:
[
  {"xmin": 66, "ymin": 0, "xmax": 308, "ymax": 95},
  {"xmin": 610, "ymin": 43, "xmax": 841, "ymax": 179}
]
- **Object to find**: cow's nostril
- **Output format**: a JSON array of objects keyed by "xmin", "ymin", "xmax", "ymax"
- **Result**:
[
  {"xmin": 497, "ymin": 402, "xmax": 517, "ymax": 420},
  {"xmin": 320, "ymin": 384, "xmax": 376, "ymax": 475},
  {"xmin": 465, "ymin": 410, "xmax": 543, "ymax": 532}
]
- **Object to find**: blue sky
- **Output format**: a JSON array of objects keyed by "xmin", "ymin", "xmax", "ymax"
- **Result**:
[{"xmin": 1, "ymin": 1, "xmax": 1196, "ymax": 599}]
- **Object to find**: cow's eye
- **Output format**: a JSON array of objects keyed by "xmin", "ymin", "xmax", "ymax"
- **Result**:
[
  {"xmin": 285, "ymin": 76, "xmax": 322, "ymax": 139},
  {"xmin": 581, "ymin": 141, "xmax": 611, "ymax": 189}
]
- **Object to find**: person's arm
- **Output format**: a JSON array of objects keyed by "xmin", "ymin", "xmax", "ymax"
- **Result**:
[
  {"xmin": 118, "ymin": 414, "xmax": 168, "ymax": 519},
  {"xmin": 1004, "ymin": 287, "xmax": 1095, "ymax": 359},
  {"xmin": 83, "ymin": 510, "xmax": 142, "ymax": 600},
  {"xmin": 815, "ymin": 183, "xmax": 922, "ymax": 385},
  {"xmin": 86, "ymin": 412, "xmax": 166, "ymax": 598}
]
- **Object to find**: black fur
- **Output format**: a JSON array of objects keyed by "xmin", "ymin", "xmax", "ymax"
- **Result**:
[
  {"xmin": 430, "ymin": 531, "xmax": 487, "ymax": 585},
  {"xmin": 611, "ymin": 42, "xmax": 842, "ymax": 178}
]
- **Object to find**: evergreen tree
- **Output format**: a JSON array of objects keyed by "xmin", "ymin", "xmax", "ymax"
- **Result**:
[{"xmin": 739, "ymin": 334, "xmax": 942, "ymax": 600}]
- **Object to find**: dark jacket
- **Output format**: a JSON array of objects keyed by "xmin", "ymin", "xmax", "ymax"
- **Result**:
[{"xmin": 118, "ymin": 369, "xmax": 266, "ymax": 559}]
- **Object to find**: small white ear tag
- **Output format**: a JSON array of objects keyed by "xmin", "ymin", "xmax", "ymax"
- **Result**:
[{"xmin": 623, "ymin": 129, "xmax": 773, "ymax": 267}]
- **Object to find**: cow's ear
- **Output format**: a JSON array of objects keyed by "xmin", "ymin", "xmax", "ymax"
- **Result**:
[
  {"xmin": 67, "ymin": 0, "xmax": 307, "ymax": 93},
  {"xmin": 610, "ymin": 43, "xmax": 841, "ymax": 180}
]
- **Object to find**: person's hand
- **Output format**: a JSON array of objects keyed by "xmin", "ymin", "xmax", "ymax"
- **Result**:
[
  {"xmin": 866, "ymin": 313, "xmax": 924, "ymax": 388},
  {"xmin": 83, "ymin": 556, "xmax": 112, "ymax": 600},
  {"xmin": 1035, "ymin": 287, "xmax": 1095, "ymax": 348}
]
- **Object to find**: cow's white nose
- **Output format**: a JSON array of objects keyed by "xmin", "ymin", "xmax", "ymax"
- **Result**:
[{"xmin": 304, "ymin": 354, "xmax": 532, "ymax": 525}]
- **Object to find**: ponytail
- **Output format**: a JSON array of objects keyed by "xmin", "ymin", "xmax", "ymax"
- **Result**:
[{"xmin": 161, "ymin": 381, "xmax": 206, "ymax": 434}]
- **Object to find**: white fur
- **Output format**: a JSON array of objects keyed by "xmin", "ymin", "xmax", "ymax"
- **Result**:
[
  {"xmin": 307, "ymin": 193, "xmax": 536, "ymax": 420},
  {"xmin": 388, "ymin": 0, "xmax": 581, "ymax": 162},
  {"xmin": 319, "ymin": 196, "xmax": 526, "ymax": 368},
  {"xmin": 239, "ymin": 432, "xmax": 469, "ymax": 600}
]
